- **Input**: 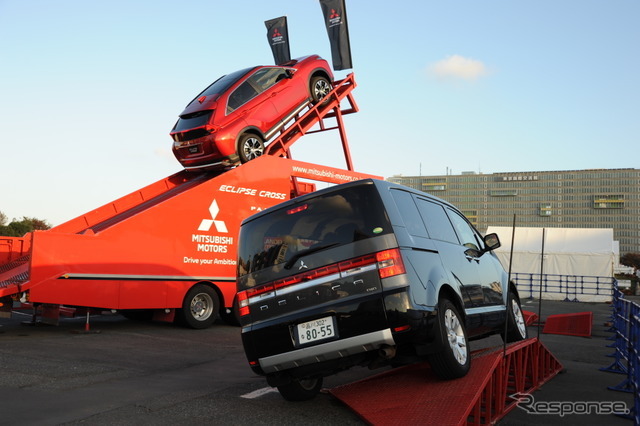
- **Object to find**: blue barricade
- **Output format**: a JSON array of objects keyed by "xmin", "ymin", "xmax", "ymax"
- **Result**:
[
  {"xmin": 601, "ymin": 281, "xmax": 639, "ymax": 423},
  {"xmin": 513, "ymin": 273, "xmax": 614, "ymax": 302}
]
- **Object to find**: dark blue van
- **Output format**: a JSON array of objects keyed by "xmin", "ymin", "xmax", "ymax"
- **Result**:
[{"xmin": 236, "ymin": 179, "xmax": 527, "ymax": 401}]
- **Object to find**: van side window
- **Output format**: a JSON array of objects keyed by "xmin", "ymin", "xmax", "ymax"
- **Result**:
[
  {"xmin": 414, "ymin": 198, "xmax": 459, "ymax": 244},
  {"xmin": 390, "ymin": 189, "xmax": 428, "ymax": 238},
  {"xmin": 416, "ymin": 198, "xmax": 460, "ymax": 244},
  {"xmin": 445, "ymin": 208, "xmax": 481, "ymax": 251}
]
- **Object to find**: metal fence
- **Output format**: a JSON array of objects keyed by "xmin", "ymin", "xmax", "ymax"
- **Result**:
[
  {"xmin": 600, "ymin": 281, "xmax": 639, "ymax": 423},
  {"xmin": 512, "ymin": 272, "xmax": 614, "ymax": 302}
]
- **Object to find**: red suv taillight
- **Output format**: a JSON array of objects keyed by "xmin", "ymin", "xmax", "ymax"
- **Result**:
[{"xmin": 237, "ymin": 249, "xmax": 406, "ymax": 317}]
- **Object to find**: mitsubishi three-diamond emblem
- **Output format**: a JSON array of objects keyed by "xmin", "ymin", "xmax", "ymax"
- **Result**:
[{"xmin": 198, "ymin": 199, "xmax": 228, "ymax": 233}]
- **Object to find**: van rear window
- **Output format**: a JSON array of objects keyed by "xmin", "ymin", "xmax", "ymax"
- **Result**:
[{"xmin": 237, "ymin": 183, "xmax": 392, "ymax": 278}]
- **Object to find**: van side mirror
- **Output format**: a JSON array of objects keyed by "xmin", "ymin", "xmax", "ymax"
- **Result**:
[{"xmin": 483, "ymin": 233, "xmax": 501, "ymax": 251}]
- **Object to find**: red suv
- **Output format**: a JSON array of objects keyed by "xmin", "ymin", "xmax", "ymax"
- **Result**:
[{"xmin": 170, "ymin": 55, "xmax": 333, "ymax": 170}]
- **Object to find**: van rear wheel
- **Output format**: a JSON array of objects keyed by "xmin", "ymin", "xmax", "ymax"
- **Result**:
[
  {"xmin": 428, "ymin": 298, "xmax": 470, "ymax": 379},
  {"xmin": 277, "ymin": 376, "xmax": 323, "ymax": 401}
]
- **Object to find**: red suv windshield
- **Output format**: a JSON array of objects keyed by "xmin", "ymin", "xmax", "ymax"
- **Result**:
[{"xmin": 197, "ymin": 67, "xmax": 255, "ymax": 99}]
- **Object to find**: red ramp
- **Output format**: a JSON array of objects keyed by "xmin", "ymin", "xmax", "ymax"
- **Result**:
[
  {"xmin": 542, "ymin": 311, "xmax": 593, "ymax": 337},
  {"xmin": 522, "ymin": 310, "xmax": 539, "ymax": 326},
  {"xmin": 329, "ymin": 338, "xmax": 562, "ymax": 425}
]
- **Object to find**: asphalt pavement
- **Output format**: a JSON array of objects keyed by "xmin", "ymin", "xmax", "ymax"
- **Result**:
[
  {"xmin": 500, "ymin": 296, "xmax": 637, "ymax": 426},
  {"xmin": 0, "ymin": 297, "xmax": 637, "ymax": 425}
]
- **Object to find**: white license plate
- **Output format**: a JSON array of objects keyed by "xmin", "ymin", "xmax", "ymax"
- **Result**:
[{"xmin": 295, "ymin": 316, "xmax": 336, "ymax": 346}]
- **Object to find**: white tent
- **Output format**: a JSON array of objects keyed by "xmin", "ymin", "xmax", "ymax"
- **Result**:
[{"xmin": 486, "ymin": 227, "xmax": 615, "ymax": 302}]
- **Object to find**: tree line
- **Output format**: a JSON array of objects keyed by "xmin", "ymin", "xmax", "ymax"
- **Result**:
[
  {"xmin": 621, "ymin": 253, "xmax": 640, "ymax": 271},
  {"xmin": 0, "ymin": 211, "xmax": 51, "ymax": 237}
]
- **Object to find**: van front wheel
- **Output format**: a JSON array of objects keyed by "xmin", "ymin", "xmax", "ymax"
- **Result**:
[
  {"xmin": 428, "ymin": 298, "xmax": 470, "ymax": 379},
  {"xmin": 277, "ymin": 376, "xmax": 323, "ymax": 401},
  {"xmin": 502, "ymin": 291, "xmax": 528, "ymax": 342}
]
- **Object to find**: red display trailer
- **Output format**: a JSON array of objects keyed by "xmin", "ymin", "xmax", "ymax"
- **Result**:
[
  {"xmin": 0, "ymin": 73, "xmax": 378, "ymax": 328},
  {"xmin": 0, "ymin": 156, "xmax": 378, "ymax": 328}
]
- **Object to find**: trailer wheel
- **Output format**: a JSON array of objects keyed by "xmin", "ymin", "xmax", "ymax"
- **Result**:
[
  {"xmin": 238, "ymin": 133, "xmax": 264, "ymax": 163},
  {"xmin": 179, "ymin": 284, "xmax": 219, "ymax": 329},
  {"xmin": 310, "ymin": 75, "xmax": 331, "ymax": 104},
  {"xmin": 427, "ymin": 298, "xmax": 470, "ymax": 379}
]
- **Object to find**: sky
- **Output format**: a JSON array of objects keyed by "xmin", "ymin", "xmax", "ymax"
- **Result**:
[{"xmin": 1, "ymin": 0, "xmax": 638, "ymax": 226}]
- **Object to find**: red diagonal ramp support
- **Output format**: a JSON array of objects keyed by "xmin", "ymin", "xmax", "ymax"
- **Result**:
[
  {"xmin": 264, "ymin": 73, "xmax": 358, "ymax": 170},
  {"xmin": 329, "ymin": 338, "xmax": 562, "ymax": 426}
]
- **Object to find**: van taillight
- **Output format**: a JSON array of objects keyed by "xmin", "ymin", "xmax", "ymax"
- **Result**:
[
  {"xmin": 238, "ymin": 283, "xmax": 275, "ymax": 317},
  {"xmin": 237, "ymin": 291, "xmax": 250, "ymax": 316},
  {"xmin": 376, "ymin": 249, "xmax": 405, "ymax": 278},
  {"xmin": 238, "ymin": 283, "xmax": 276, "ymax": 316},
  {"xmin": 237, "ymin": 249, "xmax": 405, "ymax": 316}
]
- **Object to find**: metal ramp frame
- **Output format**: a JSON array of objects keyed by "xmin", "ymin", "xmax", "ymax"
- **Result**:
[
  {"xmin": 329, "ymin": 338, "xmax": 563, "ymax": 425},
  {"xmin": 264, "ymin": 73, "xmax": 359, "ymax": 170}
]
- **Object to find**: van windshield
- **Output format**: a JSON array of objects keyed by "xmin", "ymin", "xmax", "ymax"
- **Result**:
[{"xmin": 237, "ymin": 182, "xmax": 392, "ymax": 278}]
